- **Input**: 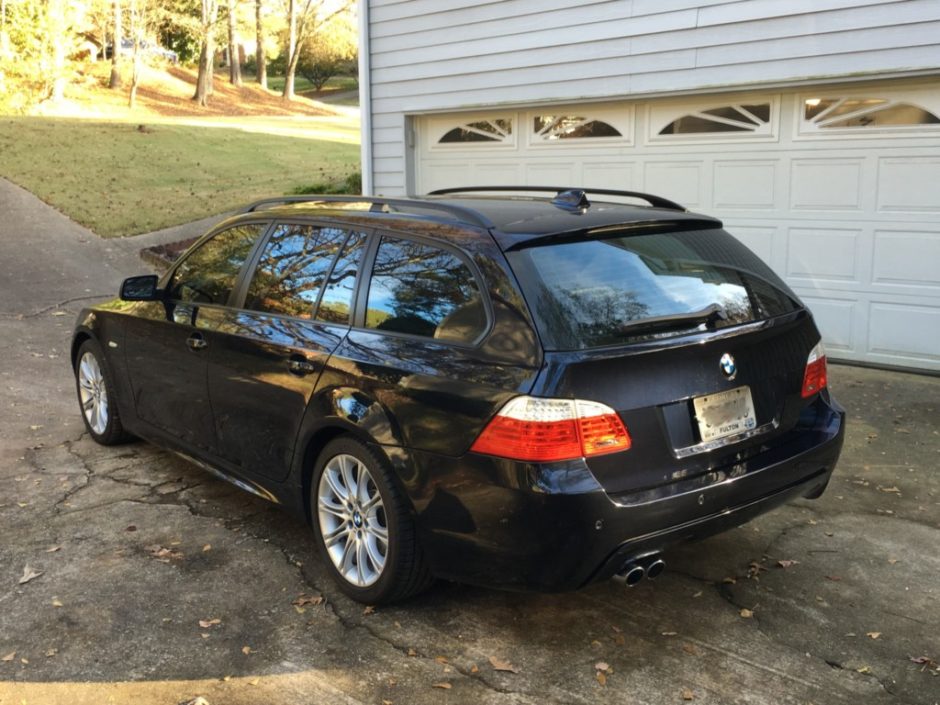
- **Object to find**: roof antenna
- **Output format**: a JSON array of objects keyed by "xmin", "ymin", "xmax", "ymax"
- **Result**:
[{"xmin": 551, "ymin": 189, "xmax": 590, "ymax": 213}]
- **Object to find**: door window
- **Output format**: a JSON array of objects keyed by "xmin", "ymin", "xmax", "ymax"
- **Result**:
[
  {"xmin": 168, "ymin": 224, "xmax": 265, "ymax": 305},
  {"xmin": 316, "ymin": 231, "xmax": 366, "ymax": 324},
  {"xmin": 244, "ymin": 224, "xmax": 350, "ymax": 319},
  {"xmin": 365, "ymin": 236, "xmax": 486, "ymax": 344}
]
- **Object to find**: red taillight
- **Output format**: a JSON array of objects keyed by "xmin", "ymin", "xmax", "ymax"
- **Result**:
[
  {"xmin": 470, "ymin": 396, "xmax": 631, "ymax": 462},
  {"xmin": 801, "ymin": 342, "xmax": 828, "ymax": 398}
]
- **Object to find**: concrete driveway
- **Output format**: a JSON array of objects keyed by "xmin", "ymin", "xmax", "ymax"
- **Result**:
[{"xmin": 1, "ymin": 178, "xmax": 938, "ymax": 705}]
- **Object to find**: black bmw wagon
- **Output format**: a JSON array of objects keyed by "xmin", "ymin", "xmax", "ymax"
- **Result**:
[{"xmin": 72, "ymin": 187, "xmax": 845, "ymax": 603}]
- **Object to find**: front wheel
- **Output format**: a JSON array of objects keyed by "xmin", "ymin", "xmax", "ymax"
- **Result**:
[
  {"xmin": 74, "ymin": 339, "xmax": 130, "ymax": 445},
  {"xmin": 311, "ymin": 437, "xmax": 432, "ymax": 604}
]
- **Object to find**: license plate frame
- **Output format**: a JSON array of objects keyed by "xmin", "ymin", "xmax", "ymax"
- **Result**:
[{"xmin": 692, "ymin": 386, "xmax": 757, "ymax": 443}]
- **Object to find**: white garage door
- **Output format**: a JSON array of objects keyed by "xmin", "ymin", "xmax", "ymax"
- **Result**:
[{"xmin": 414, "ymin": 81, "xmax": 940, "ymax": 372}]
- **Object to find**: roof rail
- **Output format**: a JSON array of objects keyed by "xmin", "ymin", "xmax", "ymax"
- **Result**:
[
  {"xmin": 239, "ymin": 194, "xmax": 494, "ymax": 229},
  {"xmin": 428, "ymin": 186, "xmax": 686, "ymax": 212}
]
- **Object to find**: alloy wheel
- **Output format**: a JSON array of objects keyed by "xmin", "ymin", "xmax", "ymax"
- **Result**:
[{"xmin": 78, "ymin": 351, "xmax": 109, "ymax": 435}]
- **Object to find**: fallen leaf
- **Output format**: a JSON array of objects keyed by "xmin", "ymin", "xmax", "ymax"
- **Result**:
[
  {"xmin": 867, "ymin": 632, "xmax": 882, "ymax": 640},
  {"xmin": 202, "ymin": 544, "xmax": 212, "ymax": 552},
  {"xmin": 776, "ymin": 559, "xmax": 799, "ymax": 569},
  {"xmin": 825, "ymin": 575, "xmax": 842, "ymax": 582},
  {"xmin": 432, "ymin": 682, "xmax": 452, "ymax": 690},
  {"xmin": 51, "ymin": 598, "xmax": 63, "ymax": 607},
  {"xmin": 681, "ymin": 643, "xmax": 699, "ymax": 656},
  {"xmin": 45, "ymin": 546, "xmax": 61, "ymax": 553},
  {"xmin": 691, "ymin": 591, "xmax": 703, "ymax": 598},
  {"xmin": 181, "ymin": 698, "xmax": 210, "ymax": 705},
  {"xmin": 382, "ymin": 701, "xmax": 393, "ymax": 705},
  {"xmin": 19, "ymin": 565, "xmax": 42, "ymax": 584},
  {"xmin": 241, "ymin": 646, "xmax": 252, "ymax": 655},
  {"xmin": 199, "ymin": 618, "xmax": 221, "ymax": 628},
  {"xmin": 596, "ymin": 670, "xmax": 607, "ymax": 686},
  {"xmin": 489, "ymin": 655, "xmax": 519, "ymax": 673},
  {"xmin": 739, "ymin": 608, "xmax": 754, "ymax": 619},
  {"xmin": 363, "ymin": 605, "xmax": 376, "ymax": 616},
  {"xmin": 722, "ymin": 576, "xmax": 736, "ymax": 584},
  {"xmin": 146, "ymin": 545, "xmax": 182, "ymax": 562},
  {"xmin": 661, "ymin": 631, "xmax": 678, "ymax": 637},
  {"xmin": 857, "ymin": 665, "xmax": 871, "ymax": 674},
  {"xmin": 681, "ymin": 687, "xmax": 695, "ymax": 700},
  {"xmin": 888, "ymin": 558, "xmax": 899, "ymax": 565},
  {"xmin": 878, "ymin": 486, "xmax": 901, "ymax": 494},
  {"xmin": 125, "ymin": 525, "xmax": 137, "ymax": 532},
  {"xmin": 434, "ymin": 656, "xmax": 449, "ymax": 665},
  {"xmin": 248, "ymin": 678, "xmax": 260, "ymax": 686},
  {"xmin": 45, "ymin": 649, "xmax": 57, "ymax": 657},
  {"xmin": 20, "ymin": 658, "xmax": 27, "ymax": 664},
  {"xmin": 613, "ymin": 633, "xmax": 625, "ymax": 646},
  {"xmin": 590, "ymin": 639, "xmax": 602, "ymax": 648},
  {"xmin": 469, "ymin": 664, "xmax": 479, "ymax": 674},
  {"xmin": 595, "ymin": 661, "xmax": 610, "ymax": 672},
  {"xmin": 1, "ymin": 652, "xmax": 14, "ymax": 662},
  {"xmin": 292, "ymin": 593, "xmax": 324, "ymax": 607},
  {"xmin": 407, "ymin": 648, "xmax": 417, "ymax": 657},
  {"xmin": 29, "ymin": 425, "xmax": 43, "ymax": 431}
]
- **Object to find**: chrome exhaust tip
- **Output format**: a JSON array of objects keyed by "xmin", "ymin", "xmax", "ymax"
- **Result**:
[
  {"xmin": 646, "ymin": 557, "xmax": 666, "ymax": 580},
  {"xmin": 613, "ymin": 563, "xmax": 646, "ymax": 587}
]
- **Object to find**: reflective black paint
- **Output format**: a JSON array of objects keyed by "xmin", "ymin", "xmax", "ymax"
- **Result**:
[{"xmin": 72, "ymin": 200, "xmax": 845, "ymax": 592}]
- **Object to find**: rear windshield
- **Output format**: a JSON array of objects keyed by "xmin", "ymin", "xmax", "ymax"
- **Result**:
[{"xmin": 507, "ymin": 228, "xmax": 799, "ymax": 350}]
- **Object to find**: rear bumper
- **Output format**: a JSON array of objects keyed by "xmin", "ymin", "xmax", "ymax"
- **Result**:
[{"xmin": 404, "ymin": 395, "xmax": 845, "ymax": 592}]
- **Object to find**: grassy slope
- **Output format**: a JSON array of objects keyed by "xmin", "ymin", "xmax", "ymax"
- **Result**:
[{"xmin": 0, "ymin": 118, "xmax": 359, "ymax": 237}]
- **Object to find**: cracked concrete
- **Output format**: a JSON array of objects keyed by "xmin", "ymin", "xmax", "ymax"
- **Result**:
[{"xmin": 1, "ymin": 176, "xmax": 939, "ymax": 704}]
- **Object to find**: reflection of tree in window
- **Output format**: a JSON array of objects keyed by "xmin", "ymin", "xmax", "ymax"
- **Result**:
[
  {"xmin": 366, "ymin": 237, "xmax": 485, "ymax": 343},
  {"xmin": 170, "ymin": 224, "xmax": 264, "ymax": 305},
  {"xmin": 245, "ymin": 225, "xmax": 348, "ymax": 319},
  {"xmin": 316, "ymin": 232, "xmax": 366, "ymax": 324}
]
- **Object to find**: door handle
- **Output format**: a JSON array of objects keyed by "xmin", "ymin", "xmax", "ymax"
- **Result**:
[
  {"xmin": 287, "ymin": 355, "xmax": 316, "ymax": 376},
  {"xmin": 186, "ymin": 333, "xmax": 208, "ymax": 351}
]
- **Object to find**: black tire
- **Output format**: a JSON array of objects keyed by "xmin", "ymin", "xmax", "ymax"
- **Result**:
[
  {"xmin": 310, "ymin": 436, "xmax": 433, "ymax": 604},
  {"xmin": 74, "ymin": 339, "xmax": 131, "ymax": 445}
]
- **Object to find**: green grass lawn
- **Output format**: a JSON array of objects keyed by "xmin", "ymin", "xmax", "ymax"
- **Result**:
[
  {"xmin": 264, "ymin": 74, "xmax": 358, "ymax": 97},
  {"xmin": 0, "ymin": 117, "xmax": 360, "ymax": 237}
]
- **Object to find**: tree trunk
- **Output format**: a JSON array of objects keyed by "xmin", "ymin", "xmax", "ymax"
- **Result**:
[
  {"xmin": 128, "ymin": 0, "xmax": 140, "ymax": 108},
  {"xmin": 50, "ymin": 0, "xmax": 67, "ymax": 101},
  {"xmin": 109, "ymin": 0, "xmax": 122, "ymax": 89},
  {"xmin": 227, "ymin": 0, "xmax": 241, "ymax": 85},
  {"xmin": 254, "ymin": 0, "xmax": 266, "ymax": 88},
  {"xmin": 282, "ymin": 0, "xmax": 296, "ymax": 100},
  {"xmin": 193, "ymin": 0, "xmax": 218, "ymax": 105}
]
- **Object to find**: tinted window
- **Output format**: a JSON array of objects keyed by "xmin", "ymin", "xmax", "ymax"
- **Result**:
[
  {"xmin": 245, "ymin": 224, "xmax": 348, "ymax": 319},
  {"xmin": 169, "ymin": 224, "xmax": 264, "ymax": 305},
  {"xmin": 365, "ymin": 237, "xmax": 486, "ymax": 343},
  {"xmin": 508, "ymin": 228, "xmax": 798, "ymax": 350},
  {"xmin": 316, "ymin": 231, "xmax": 366, "ymax": 325}
]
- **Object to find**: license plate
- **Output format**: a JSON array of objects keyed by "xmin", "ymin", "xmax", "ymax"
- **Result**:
[{"xmin": 692, "ymin": 386, "xmax": 757, "ymax": 443}]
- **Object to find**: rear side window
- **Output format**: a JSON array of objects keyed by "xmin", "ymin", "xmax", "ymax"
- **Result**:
[
  {"xmin": 508, "ymin": 228, "xmax": 798, "ymax": 350},
  {"xmin": 244, "ymin": 224, "xmax": 349, "ymax": 319},
  {"xmin": 169, "ymin": 223, "xmax": 264, "ymax": 305},
  {"xmin": 365, "ymin": 236, "xmax": 486, "ymax": 344}
]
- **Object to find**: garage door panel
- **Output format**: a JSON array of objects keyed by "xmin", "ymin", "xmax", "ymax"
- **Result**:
[
  {"xmin": 713, "ymin": 160, "xmax": 778, "ymax": 209},
  {"xmin": 790, "ymin": 159, "xmax": 864, "ymax": 210},
  {"xmin": 786, "ymin": 227, "xmax": 861, "ymax": 284},
  {"xmin": 473, "ymin": 162, "xmax": 524, "ymax": 184},
  {"xmin": 868, "ymin": 301, "xmax": 940, "ymax": 364},
  {"xmin": 524, "ymin": 161, "xmax": 578, "ymax": 186},
  {"xmin": 583, "ymin": 162, "xmax": 638, "ymax": 190},
  {"xmin": 644, "ymin": 161, "xmax": 703, "ymax": 207},
  {"xmin": 872, "ymin": 229, "xmax": 940, "ymax": 291},
  {"xmin": 877, "ymin": 157, "xmax": 940, "ymax": 212}
]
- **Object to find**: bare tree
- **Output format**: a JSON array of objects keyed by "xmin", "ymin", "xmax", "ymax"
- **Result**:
[
  {"xmin": 282, "ymin": 0, "xmax": 351, "ymax": 101},
  {"xmin": 226, "ymin": 0, "xmax": 241, "ymax": 85},
  {"xmin": 108, "ymin": 0, "xmax": 122, "ymax": 88},
  {"xmin": 193, "ymin": 0, "xmax": 219, "ymax": 105},
  {"xmin": 254, "ymin": 0, "xmax": 266, "ymax": 88}
]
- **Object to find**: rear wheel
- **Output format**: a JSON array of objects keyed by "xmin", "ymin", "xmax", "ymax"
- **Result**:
[
  {"xmin": 75, "ymin": 339, "xmax": 130, "ymax": 445},
  {"xmin": 311, "ymin": 436, "xmax": 432, "ymax": 604}
]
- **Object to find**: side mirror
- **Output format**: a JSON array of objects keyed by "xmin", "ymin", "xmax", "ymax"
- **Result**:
[{"xmin": 120, "ymin": 274, "xmax": 161, "ymax": 301}]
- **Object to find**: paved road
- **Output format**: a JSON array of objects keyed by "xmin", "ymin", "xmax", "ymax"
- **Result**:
[{"xmin": 1, "ymin": 177, "xmax": 938, "ymax": 705}]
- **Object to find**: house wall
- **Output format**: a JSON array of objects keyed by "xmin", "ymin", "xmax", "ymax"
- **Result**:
[{"xmin": 364, "ymin": 0, "xmax": 940, "ymax": 194}]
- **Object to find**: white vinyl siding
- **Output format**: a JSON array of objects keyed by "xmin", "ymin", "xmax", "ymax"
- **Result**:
[{"xmin": 365, "ymin": 0, "xmax": 940, "ymax": 192}]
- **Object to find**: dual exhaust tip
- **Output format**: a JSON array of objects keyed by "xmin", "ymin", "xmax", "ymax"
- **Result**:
[{"xmin": 612, "ymin": 554, "xmax": 666, "ymax": 586}]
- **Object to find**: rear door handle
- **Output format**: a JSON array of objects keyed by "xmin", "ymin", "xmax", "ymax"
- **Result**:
[
  {"xmin": 186, "ymin": 333, "xmax": 208, "ymax": 351},
  {"xmin": 287, "ymin": 355, "xmax": 316, "ymax": 376}
]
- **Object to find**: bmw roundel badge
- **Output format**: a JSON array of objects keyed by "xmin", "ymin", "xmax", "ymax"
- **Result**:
[{"xmin": 719, "ymin": 353, "xmax": 737, "ymax": 379}]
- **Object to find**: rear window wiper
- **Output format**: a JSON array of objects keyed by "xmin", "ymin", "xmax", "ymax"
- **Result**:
[{"xmin": 617, "ymin": 304, "xmax": 727, "ymax": 335}]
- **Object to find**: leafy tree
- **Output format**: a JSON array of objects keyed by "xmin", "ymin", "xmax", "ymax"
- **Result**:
[
  {"xmin": 296, "ymin": 7, "xmax": 354, "ymax": 91},
  {"xmin": 281, "ymin": 0, "xmax": 351, "ymax": 101}
]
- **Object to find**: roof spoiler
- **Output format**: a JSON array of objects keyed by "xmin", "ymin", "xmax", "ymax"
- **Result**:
[{"xmin": 427, "ymin": 186, "xmax": 686, "ymax": 212}]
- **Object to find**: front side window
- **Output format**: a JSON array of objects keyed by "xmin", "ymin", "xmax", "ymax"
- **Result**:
[
  {"xmin": 365, "ymin": 237, "xmax": 486, "ymax": 343},
  {"xmin": 244, "ymin": 224, "xmax": 349, "ymax": 319},
  {"xmin": 168, "ymin": 223, "xmax": 264, "ymax": 305},
  {"xmin": 316, "ymin": 231, "xmax": 366, "ymax": 325}
]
